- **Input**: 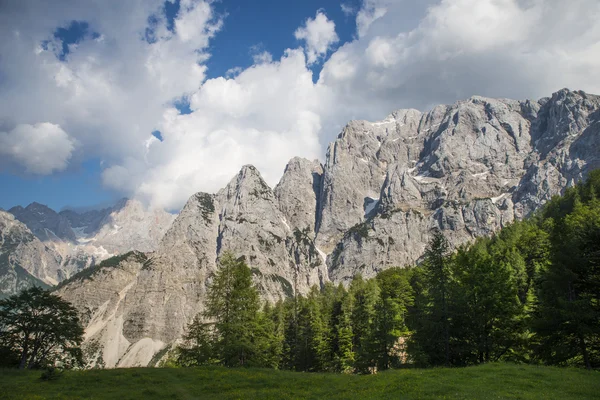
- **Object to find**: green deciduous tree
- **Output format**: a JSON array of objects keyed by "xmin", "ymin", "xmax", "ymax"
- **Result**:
[{"xmin": 0, "ymin": 287, "xmax": 83, "ymax": 369}]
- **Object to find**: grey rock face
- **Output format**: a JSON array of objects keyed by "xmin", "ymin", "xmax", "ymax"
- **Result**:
[
  {"xmin": 0, "ymin": 210, "xmax": 62, "ymax": 295},
  {"xmin": 55, "ymin": 88, "xmax": 600, "ymax": 368},
  {"xmin": 274, "ymin": 157, "xmax": 323, "ymax": 236},
  {"xmin": 7, "ymin": 199, "xmax": 175, "ymax": 284},
  {"xmin": 325, "ymin": 89, "xmax": 600, "ymax": 282},
  {"xmin": 56, "ymin": 251, "xmax": 151, "ymax": 368},
  {"xmin": 60, "ymin": 207, "xmax": 113, "ymax": 236},
  {"xmin": 58, "ymin": 166, "xmax": 327, "ymax": 367},
  {"xmin": 86, "ymin": 198, "xmax": 176, "ymax": 255},
  {"xmin": 316, "ymin": 109, "xmax": 426, "ymax": 252}
]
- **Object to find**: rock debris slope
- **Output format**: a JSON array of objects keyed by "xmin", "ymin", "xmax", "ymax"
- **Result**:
[{"xmin": 55, "ymin": 89, "xmax": 600, "ymax": 367}]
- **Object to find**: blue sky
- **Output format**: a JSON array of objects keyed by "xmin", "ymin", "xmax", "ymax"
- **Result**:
[
  {"xmin": 0, "ymin": 0, "xmax": 361, "ymax": 211},
  {"xmin": 205, "ymin": 0, "xmax": 360, "ymax": 79},
  {"xmin": 1, "ymin": 0, "xmax": 598, "ymax": 211}
]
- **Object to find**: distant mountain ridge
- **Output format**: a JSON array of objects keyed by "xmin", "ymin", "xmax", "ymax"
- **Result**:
[
  {"xmin": 0, "ymin": 198, "xmax": 175, "ymax": 295},
  {"xmin": 51, "ymin": 88, "xmax": 600, "ymax": 368},
  {"xmin": 0, "ymin": 210, "xmax": 58, "ymax": 296}
]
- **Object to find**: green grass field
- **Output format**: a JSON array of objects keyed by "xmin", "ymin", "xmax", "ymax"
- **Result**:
[{"xmin": 0, "ymin": 363, "xmax": 598, "ymax": 399}]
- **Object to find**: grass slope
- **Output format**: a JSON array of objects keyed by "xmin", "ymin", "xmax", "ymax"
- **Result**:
[{"xmin": 0, "ymin": 363, "xmax": 598, "ymax": 400}]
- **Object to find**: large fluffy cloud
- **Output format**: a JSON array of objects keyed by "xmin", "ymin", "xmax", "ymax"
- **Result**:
[
  {"xmin": 0, "ymin": 0, "xmax": 220, "ymax": 171},
  {"xmin": 104, "ymin": 49, "xmax": 326, "ymax": 209},
  {"xmin": 0, "ymin": 123, "xmax": 74, "ymax": 174},
  {"xmin": 319, "ymin": 0, "xmax": 600, "ymax": 123},
  {"xmin": 1, "ymin": 0, "xmax": 599, "ymax": 210}
]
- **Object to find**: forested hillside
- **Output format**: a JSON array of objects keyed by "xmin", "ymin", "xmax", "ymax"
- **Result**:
[{"xmin": 177, "ymin": 171, "xmax": 600, "ymax": 371}]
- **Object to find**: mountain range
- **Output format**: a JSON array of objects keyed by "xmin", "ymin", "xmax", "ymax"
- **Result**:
[
  {"xmin": 0, "ymin": 199, "xmax": 174, "ymax": 295},
  {"xmin": 2, "ymin": 88, "xmax": 599, "ymax": 368}
]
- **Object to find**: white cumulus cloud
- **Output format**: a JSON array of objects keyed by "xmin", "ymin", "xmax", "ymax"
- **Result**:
[
  {"xmin": 104, "ymin": 49, "xmax": 326, "ymax": 209},
  {"xmin": 294, "ymin": 11, "xmax": 339, "ymax": 65},
  {"xmin": 318, "ymin": 0, "xmax": 600, "ymax": 127},
  {"xmin": 0, "ymin": 123, "xmax": 74, "ymax": 174}
]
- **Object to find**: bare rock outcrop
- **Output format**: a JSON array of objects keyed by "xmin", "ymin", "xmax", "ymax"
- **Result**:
[
  {"xmin": 0, "ymin": 210, "xmax": 62, "ymax": 295},
  {"xmin": 324, "ymin": 89, "xmax": 600, "ymax": 282}
]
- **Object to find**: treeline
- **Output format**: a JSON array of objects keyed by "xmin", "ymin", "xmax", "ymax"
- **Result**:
[{"xmin": 177, "ymin": 171, "xmax": 600, "ymax": 371}]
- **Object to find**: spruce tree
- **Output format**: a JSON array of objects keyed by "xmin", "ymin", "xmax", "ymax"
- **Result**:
[
  {"xmin": 452, "ymin": 239, "xmax": 524, "ymax": 364},
  {"xmin": 349, "ymin": 275, "xmax": 379, "ymax": 373},
  {"xmin": 410, "ymin": 231, "xmax": 453, "ymax": 366},
  {"xmin": 330, "ymin": 284, "xmax": 354, "ymax": 372},
  {"xmin": 178, "ymin": 252, "xmax": 264, "ymax": 367}
]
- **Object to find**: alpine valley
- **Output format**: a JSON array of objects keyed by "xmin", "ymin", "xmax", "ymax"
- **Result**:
[{"xmin": 2, "ymin": 88, "xmax": 599, "ymax": 368}]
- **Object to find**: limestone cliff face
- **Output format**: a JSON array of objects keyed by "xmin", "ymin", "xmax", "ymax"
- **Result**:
[
  {"xmin": 274, "ymin": 157, "xmax": 323, "ymax": 236},
  {"xmin": 55, "ymin": 89, "xmax": 600, "ymax": 367},
  {"xmin": 324, "ymin": 89, "xmax": 600, "ymax": 282},
  {"xmin": 57, "ymin": 166, "xmax": 327, "ymax": 367},
  {"xmin": 56, "ymin": 251, "xmax": 152, "ymax": 368},
  {"xmin": 0, "ymin": 210, "xmax": 62, "ymax": 295}
]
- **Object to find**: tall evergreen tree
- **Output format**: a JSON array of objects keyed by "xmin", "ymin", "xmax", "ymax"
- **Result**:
[
  {"xmin": 410, "ymin": 231, "xmax": 453, "ymax": 366},
  {"xmin": 373, "ymin": 268, "xmax": 414, "ymax": 370},
  {"xmin": 178, "ymin": 253, "xmax": 265, "ymax": 367},
  {"xmin": 452, "ymin": 239, "xmax": 525, "ymax": 364},
  {"xmin": 349, "ymin": 275, "xmax": 379, "ymax": 373},
  {"xmin": 535, "ymin": 197, "xmax": 600, "ymax": 369},
  {"xmin": 330, "ymin": 286, "xmax": 355, "ymax": 372}
]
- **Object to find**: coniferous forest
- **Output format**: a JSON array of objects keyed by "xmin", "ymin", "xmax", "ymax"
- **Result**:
[{"xmin": 176, "ymin": 171, "xmax": 600, "ymax": 372}]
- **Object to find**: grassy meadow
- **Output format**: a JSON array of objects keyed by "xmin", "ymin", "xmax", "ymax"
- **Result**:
[{"xmin": 0, "ymin": 363, "xmax": 598, "ymax": 399}]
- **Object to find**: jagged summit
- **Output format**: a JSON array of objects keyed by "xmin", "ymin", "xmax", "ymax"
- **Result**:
[
  {"xmin": 9, "ymin": 202, "xmax": 77, "ymax": 243},
  {"xmin": 275, "ymin": 157, "xmax": 323, "ymax": 236}
]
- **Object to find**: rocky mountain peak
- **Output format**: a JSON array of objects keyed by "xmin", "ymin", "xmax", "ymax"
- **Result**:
[
  {"xmin": 532, "ymin": 89, "xmax": 600, "ymax": 157},
  {"xmin": 0, "ymin": 210, "xmax": 62, "ymax": 294},
  {"xmin": 4, "ymin": 198, "xmax": 175, "ymax": 289},
  {"xmin": 275, "ymin": 157, "xmax": 323, "ymax": 236},
  {"xmin": 85, "ymin": 198, "xmax": 176, "ymax": 255},
  {"xmin": 217, "ymin": 164, "xmax": 277, "ymax": 214},
  {"xmin": 9, "ymin": 202, "xmax": 76, "ymax": 243}
]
